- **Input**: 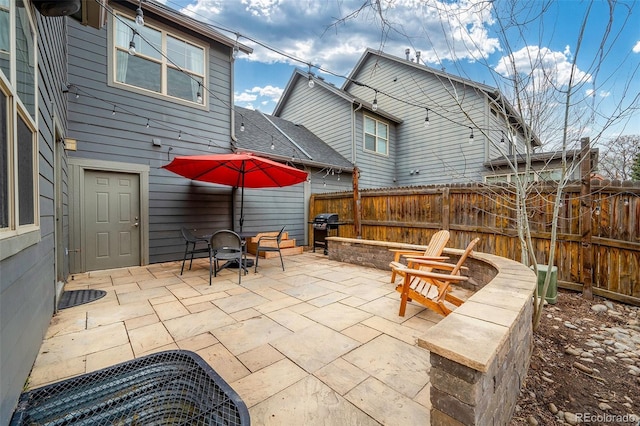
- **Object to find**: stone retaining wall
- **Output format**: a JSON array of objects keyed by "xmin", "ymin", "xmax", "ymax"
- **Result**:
[{"xmin": 327, "ymin": 237, "xmax": 537, "ymax": 425}]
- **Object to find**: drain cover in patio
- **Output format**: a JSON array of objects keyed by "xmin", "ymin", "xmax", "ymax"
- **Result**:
[
  {"xmin": 10, "ymin": 350, "xmax": 250, "ymax": 425},
  {"xmin": 57, "ymin": 289, "xmax": 106, "ymax": 309}
]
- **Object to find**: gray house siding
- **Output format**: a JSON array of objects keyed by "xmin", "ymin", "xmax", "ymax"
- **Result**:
[
  {"xmin": 278, "ymin": 77, "xmax": 354, "ymax": 161},
  {"xmin": 352, "ymin": 111, "xmax": 397, "ymax": 188},
  {"xmin": 0, "ymin": 11, "xmax": 68, "ymax": 425},
  {"xmin": 66, "ymin": 13, "xmax": 237, "ymax": 269},
  {"xmin": 346, "ymin": 55, "xmax": 489, "ymax": 184}
]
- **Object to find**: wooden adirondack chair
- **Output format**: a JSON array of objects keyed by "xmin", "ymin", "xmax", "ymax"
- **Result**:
[
  {"xmin": 393, "ymin": 237, "xmax": 480, "ymax": 317},
  {"xmin": 389, "ymin": 230, "xmax": 450, "ymax": 283}
]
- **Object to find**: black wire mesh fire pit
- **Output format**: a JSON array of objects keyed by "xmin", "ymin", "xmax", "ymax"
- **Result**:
[{"xmin": 10, "ymin": 350, "xmax": 250, "ymax": 425}]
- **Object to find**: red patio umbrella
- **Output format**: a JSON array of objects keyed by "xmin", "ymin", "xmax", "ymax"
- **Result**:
[{"xmin": 162, "ymin": 152, "xmax": 308, "ymax": 230}]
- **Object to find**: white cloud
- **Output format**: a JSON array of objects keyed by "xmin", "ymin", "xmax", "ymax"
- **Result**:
[
  {"xmin": 236, "ymin": 85, "xmax": 283, "ymax": 106},
  {"xmin": 235, "ymin": 92, "xmax": 257, "ymax": 102},
  {"xmin": 175, "ymin": 0, "xmax": 500, "ymax": 76},
  {"xmin": 633, "ymin": 40, "xmax": 640, "ymax": 53},
  {"xmin": 495, "ymin": 45, "xmax": 591, "ymax": 87}
]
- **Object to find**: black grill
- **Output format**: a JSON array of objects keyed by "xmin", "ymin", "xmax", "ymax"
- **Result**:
[
  {"xmin": 10, "ymin": 350, "xmax": 250, "ymax": 426},
  {"xmin": 312, "ymin": 213, "xmax": 340, "ymax": 254}
]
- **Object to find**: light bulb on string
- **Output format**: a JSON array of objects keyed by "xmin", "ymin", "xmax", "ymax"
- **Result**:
[
  {"xmin": 424, "ymin": 108, "xmax": 430, "ymax": 129},
  {"xmin": 240, "ymin": 120, "xmax": 245, "ymax": 132},
  {"xmin": 307, "ymin": 64, "xmax": 314, "ymax": 88},
  {"xmin": 128, "ymin": 41, "xmax": 136, "ymax": 56},
  {"xmin": 232, "ymin": 33, "xmax": 239, "ymax": 59},
  {"xmin": 270, "ymin": 137, "xmax": 275, "ymax": 150},
  {"xmin": 468, "ymin": 127, "xmax": 474, "ymax": 144},
  {"xmin": 112, "ymin": 105, "xmax": 116, "ymax": 115},
  {"xmin": 196, "ymin": 82, "xmax": 203, "ymax": 103},
  {"xmin": 135, "ymin": 0, "xmax": 144, "ymax": 26},
  {"xmin": 500, "ymin": 131, "xmax": 505, "ymax": 146},
  {"xmin": 145, "ymin": 118, "xmax": 150, "ymax": 128},
  {"xmin": 372, "ymin": 91, "xmax": 378, "ymax": 112},
  {"xmin": 178, "ymin": 130, "xmax": 182, "ymax": 140}
]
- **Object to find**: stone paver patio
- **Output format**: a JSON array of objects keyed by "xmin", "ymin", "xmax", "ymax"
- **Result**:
[{"xmin": 27, "ymin": 252, "xmax": 446, "ymax": 425}]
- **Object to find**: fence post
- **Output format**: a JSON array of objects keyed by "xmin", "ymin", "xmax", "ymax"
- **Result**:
[
  {"xmin": 580, "ymin": 137, "xmax": 593, "ymax": 299},
  {"xmin": 442, "ymin": 187, "xmax": 450, "ymax": 231},
  {"xmin": 353, "ymin": 167, "xmax": 362, "ymax": 238}
]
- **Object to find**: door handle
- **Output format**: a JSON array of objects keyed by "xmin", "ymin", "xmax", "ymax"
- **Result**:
[{"xmin": 132, "ymin": 222, "xmax": 139, "ymax": 227}]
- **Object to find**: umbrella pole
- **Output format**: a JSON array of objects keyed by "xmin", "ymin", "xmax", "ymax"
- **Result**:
[{"xmin": 239, "ymin": 162, "xmax": 245, "ymax": 232}]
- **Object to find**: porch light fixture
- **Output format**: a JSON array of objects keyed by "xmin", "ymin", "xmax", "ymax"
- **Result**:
[
  {"xmin": 135, "ymin": 0, "xmax": 144, "ymax": 26},
  {"xmin": 424, "ymin": 108, "xmax": 430, "ymax": 129},
  {"xmin": 372, "ymin": 91, "xmax": 378, "ymax": 112},
  {"xmin": 468, "ymin": 127, "xmax": 474, "ymax": 144}
]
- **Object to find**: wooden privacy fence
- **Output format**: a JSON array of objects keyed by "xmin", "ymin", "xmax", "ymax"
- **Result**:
[{"xmin": 309, "ymin": 180, "xmax": 640, "ymax": 305}]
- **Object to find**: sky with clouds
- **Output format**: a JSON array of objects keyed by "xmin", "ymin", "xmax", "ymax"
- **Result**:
[{"xmin": 159, "ymin": 0, "xmax": 640, "ymax": 144}]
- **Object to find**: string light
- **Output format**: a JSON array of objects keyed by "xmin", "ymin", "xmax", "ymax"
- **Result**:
[
  {"xmin": 424, "ymin": 108, "xmax": 430, "ymax": 129},
  {"xmin": 500, "ymin": 131, "xmax": 505, "ymax": 146},
  {"xmin": 128, "ymin": 30, "xmax": 137, "ymax": 56},
  {"xmin": 240, "ymin": 119, "xmax": 245, "ymax": 132},
  {"xmin": 135, "ymin": 0, "xmax": 144, "ymax": 26},
  {"xmin": 196, "ymin": 82, "xmax": 203, "ymax": 103},
  {"xmin": 468, "ymin": 127, "xmax": 474, "ymax": 144},
  {"xmin": 372, "ymin": 91, "xmax": 378, "ymax": 112},
  {"xmin": 112, "ymin": 105, "xmax": 116, "ymax": 115},
  {"xmin": 270, "ymin": 136, "xmax": 275, "ymax": 150},
  {"xmin": 232, "ymin": 33, "xmax": 239, "ymax": 59},
  {"xmin": 178, "ymin": 130, "xmax": 182, "ymax": 140},
  {"xmin": 308, "ymin": 65, "xmax": 314, "ymax": 88},
  {"xmin": 146, "ymin": 118, "xmax": 150, "ymax": 128}
]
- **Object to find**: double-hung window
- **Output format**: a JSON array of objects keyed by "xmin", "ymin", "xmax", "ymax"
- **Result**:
[
  {"xmin": 364, "ymin": 115, "xmax": 388, "ymax": 155},
  {"xmin": 0, "ymin": 0, "xmax": 38, "ymax": 245},
  {"xmin": 112, "ymin": 12, "xmax": 206, "ymax": 105}
]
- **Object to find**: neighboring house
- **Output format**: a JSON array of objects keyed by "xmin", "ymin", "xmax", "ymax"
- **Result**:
[
  {"xmin": 232, "ymin": 106, "xmax": 353, "ymax": 244},
  {"xmin": 484, "ymin": 148, "xmax": 600, "ymax": 184},
  {"xmin": 274, "ymin": 48, "xmax": 542, "ymax": 188}
]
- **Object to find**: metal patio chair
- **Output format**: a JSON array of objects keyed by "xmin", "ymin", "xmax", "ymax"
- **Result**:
[
  {"xmin": 209, "ymin": 230, "xmax": 244, "ymax": 285},
  {"xmin": 254, "ymin": 226, "xmax": 286, "ymax": 273},
  {"xmin": 180, "ymin": 227, "xmax": 211, "ymax": 275}
]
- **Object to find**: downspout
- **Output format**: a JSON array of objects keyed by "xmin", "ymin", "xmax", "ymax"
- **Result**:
[
  {"xmin": 352, "ymin": 102, "xmax": 363, "ymax": 164},
  {"xmin": 230, "ymin": 50, "xmax": 237, "ymax": 148}
]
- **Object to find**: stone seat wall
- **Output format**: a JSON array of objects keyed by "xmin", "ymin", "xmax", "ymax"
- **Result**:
[{"xmin": 327, "ymin": 237, "xmax": 537, "ymax": 425}]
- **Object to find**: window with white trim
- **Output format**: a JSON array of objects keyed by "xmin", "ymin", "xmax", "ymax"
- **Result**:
[
  {"xmin": 113, "ymin": 12, "xmax": 206, "ymax": 105},
  {"xmin": 0, "ymin": 0, "xmax": 38, "ymax": 238},
  {"xmin": 364, "ymin": 115, "xmax": 388, "ymax": 155}
]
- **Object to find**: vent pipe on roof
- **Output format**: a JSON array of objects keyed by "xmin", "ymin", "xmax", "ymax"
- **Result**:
[
  {"xmin": 405, "ymin": 48, "xmax": 410, "ymax": 60},
  {"xmin": 416, "ymin": 51, "xmax": 421, "ymax": 64}
]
